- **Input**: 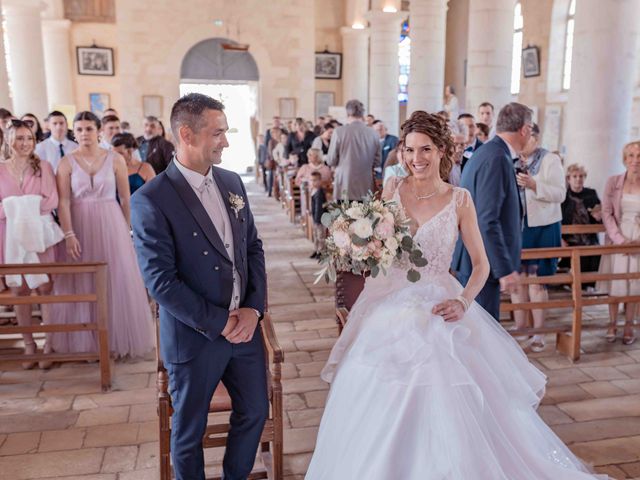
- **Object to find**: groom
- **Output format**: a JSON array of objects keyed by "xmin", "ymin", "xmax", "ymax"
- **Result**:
[
  {"xmin": 131, "ymin": 93, "xmax": 268, "ymax": 480},
  {"xmin": 452, "ymin": 102, "xmax": 533, "ymax": 320}
]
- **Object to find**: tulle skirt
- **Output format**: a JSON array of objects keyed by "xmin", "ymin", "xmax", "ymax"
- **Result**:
[
  {"xmin": 51, "ymin": 199, "xmax": 154, "ymax": 358},
  {"xmin": 306, "ymin": 270, "xmax": 607, "ymax": 479}
]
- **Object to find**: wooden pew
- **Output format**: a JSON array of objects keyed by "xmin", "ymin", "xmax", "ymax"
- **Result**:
[{"xmin": 285, "ymin": 175, "xmax": 301, "ymax": 224}]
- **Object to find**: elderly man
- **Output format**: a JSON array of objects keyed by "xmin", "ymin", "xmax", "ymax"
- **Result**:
[
  {"xmin": 326, "ymin": 100, "xmax": 381, "ymax": 201},
  {"xmin": 137, "ymin": 115, "xmax": 175, "ymax": 174}
]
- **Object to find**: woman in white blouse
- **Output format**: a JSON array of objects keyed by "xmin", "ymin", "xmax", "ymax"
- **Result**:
[{"xmin": 512, "ymin": 124, "xmax": 566, "ymax": 352}]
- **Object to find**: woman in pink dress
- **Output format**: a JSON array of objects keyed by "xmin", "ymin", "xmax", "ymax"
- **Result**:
[
  {"xmin": 53, "ymin": 111, "xmax": 153, "ymax": 358},
  {"xmin": 0, "ymin": 120, "xmax": 60, "ymax": 369}
]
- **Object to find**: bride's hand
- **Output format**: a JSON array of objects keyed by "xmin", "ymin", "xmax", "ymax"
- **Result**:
[{"xmin": 432, "ymin": 299, "xmax": 465, "ymax": 322}]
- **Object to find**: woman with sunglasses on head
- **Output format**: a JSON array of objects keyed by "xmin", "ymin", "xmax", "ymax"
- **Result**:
[
  {"xmin": 51, "ymin": 111, "xmax": 153, "ymax": 358},
  {"xmin": 0, "ymin": 120, "xmax": 62, "ymax": 369}
]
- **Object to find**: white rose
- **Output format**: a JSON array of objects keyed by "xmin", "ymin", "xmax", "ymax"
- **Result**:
[
  {"xmin": 350, "ymin": 218, "xmax": 373, "ymax": 239},
  {"xmin": 345, "ymin": 206, "xmax": 364, "ymax": 219},
  {"xmin": 385, "ymin": 236, "xmax": 398, "ymax": 253},
  {"xmin": 333, "ymin": 230, "xmax": 350, "ymax": 250}
]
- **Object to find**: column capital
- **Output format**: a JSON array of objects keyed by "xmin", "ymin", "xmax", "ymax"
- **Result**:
[
  {"xmin": 2, "ymin": 0, "xmax": 46, "ymax": 14},
  {"xmin": 340, "ymin": 26, "xmax": 370, "ymax": 39},
  {"xmin": 365, "ymin": 10, "xmax": 408, "ymax": 25}
]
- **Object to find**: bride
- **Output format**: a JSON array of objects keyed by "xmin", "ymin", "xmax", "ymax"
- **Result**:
[{"xmin": 305, "ymin": 111, "xmax": 607, "ymax": 479}]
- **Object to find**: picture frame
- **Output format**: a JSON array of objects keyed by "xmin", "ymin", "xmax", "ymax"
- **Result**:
[
  {"xmin": 77, "ymin": 46, "xmax": 115, "ymax": 76},
  {"xmin": 315, "ymin": 52, "xmax": 342, "ymax": 79},
  {"xmin": 315, "ymin": 91, "xmax": 335, "ymax": 119},
  {"xmin": 142, "ymin": 95, "xmax": 163, "ymax": 118},
  {"xmin": 89, "ymin": 93, "xmax": 110, "ymax": 117},
  {"xmin": 522, "ymin": 46, "xmax": 541, "ymax": 78},
  {"xmin": 278, "ymin": 98, "xmax": 296, "ymax": 119}
]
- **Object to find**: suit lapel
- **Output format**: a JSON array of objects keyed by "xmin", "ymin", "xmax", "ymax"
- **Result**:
[
  {"xmin": 165, "ymin": 162, "xmax": 231, "ymax": 263},
  {"xmin": 211, "ymin": 167, "xmax": 244, "ymax": 277}
]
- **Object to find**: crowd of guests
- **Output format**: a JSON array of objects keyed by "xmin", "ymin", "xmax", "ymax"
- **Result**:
[
  {"xmin": 260, "ymin": 96, "xmax": 640, "ymax": 349},
  {"xmin": 0, "ymin": 106, "xmax": 175, "ymax": 368}
]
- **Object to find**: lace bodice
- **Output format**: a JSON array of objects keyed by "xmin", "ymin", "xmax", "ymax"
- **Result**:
[{"xmin": 392, "ymin": 180, "xmax": 469, "ymax": 276}]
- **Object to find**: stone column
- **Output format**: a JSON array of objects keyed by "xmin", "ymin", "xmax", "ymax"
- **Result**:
[
  {"xmin": 2, "ymin": 0, "xmax": 48, "ymax": 117},
  {"xmin": 465, "ymin": 0, "xmax": 513, "ymax": 113},
  {"xmin": 341, "ymin": 27, "xmax": 370, "ymax": 109},
  {"xmin": 367, "ymin": 10, "xmax": 407, "ymax": 136},
  {"xmin": 41, "ymin": 18, "xmax": 74, "ymax": 108},
  {"xmin": 0, "ymin": 0, "xmax": 13, "ymax": 110},
  {"xmin": 407, "ymin": 0, "xmax": 448, "ymax": 114},
  {"xmin": 564, "ymin": 0, "xmax": 640, "ymax": 194}
]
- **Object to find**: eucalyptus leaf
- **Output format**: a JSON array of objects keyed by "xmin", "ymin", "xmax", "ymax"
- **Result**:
[
  {"xmin": 321, "ymin": 212, "xmax": 333, "ymax": 227},
  {"xmin": 412, "ymin": 256, "xmax": 428, "ymax": 267},
  {"xmin": 407, "ymin": 269, "xmax": 421, "ymax": 282},
  {"xmin": 371, "ymin": 265, "xmax": 380, "ymax": 277},
  {"xmin": 351, "ymin": 234, "xmax": 369, "ymax": 246}
]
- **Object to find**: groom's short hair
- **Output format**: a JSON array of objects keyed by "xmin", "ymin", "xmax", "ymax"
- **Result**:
[{"xmin": 170, "ymin": 93, "xmax": 225, "ymax": 143}]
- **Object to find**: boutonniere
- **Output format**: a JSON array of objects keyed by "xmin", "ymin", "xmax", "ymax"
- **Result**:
[{"xmin": 228, "ymin": 192, "xmax": 245, "ymax": 218}]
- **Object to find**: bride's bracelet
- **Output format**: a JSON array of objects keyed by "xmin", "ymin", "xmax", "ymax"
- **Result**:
[
  {"xmin": 64, "ymin": 231, "xmax": 76, "ymax": 239},
  {"xmin": 454, "ymin": 295, "xmax": 470, "ymax": 312}
]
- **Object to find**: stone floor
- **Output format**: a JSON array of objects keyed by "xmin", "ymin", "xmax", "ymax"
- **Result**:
[{"xmin": 1, "ymin": 178, "xmax": 640, "ymax": 479}]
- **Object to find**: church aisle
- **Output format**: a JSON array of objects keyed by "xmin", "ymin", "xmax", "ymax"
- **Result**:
[{"xmin": 0, "ymin": 179, "xmax": 639, "ymax": 479}]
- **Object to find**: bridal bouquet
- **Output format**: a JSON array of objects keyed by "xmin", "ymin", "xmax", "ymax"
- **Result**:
[{"xmin": 315, "ymin": 193, "xmax": 427, "ymax": 284}]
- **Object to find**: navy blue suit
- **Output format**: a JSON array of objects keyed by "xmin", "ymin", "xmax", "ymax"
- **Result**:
[
  {"xmin": 380, "ymin": 134, "xmax": 399, "ymax": 170},
  {"xmin": 451, "ymin": 136, "xmax": 521, "ymax": 320},
  {"xmin": 131, "ymin": 161, "xmax": 268, "ymax": 480}
]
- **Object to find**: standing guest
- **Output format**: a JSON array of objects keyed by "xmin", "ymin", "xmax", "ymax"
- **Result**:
[
  {"xmin": 295, "ymin": 148, "xmax": 332, "ymax": 187},
  {"xmin": 136, "ymin": 116, "xmax": 175, "ymax": 173},
  {"xmin": 443, "ymin": 85, "xmax": 460, "ymax": 120},
  {"xmin": 102, "ymin": 108, "xmax": 118, "ymax": 118},
  {"xmin": 309, "ymin": 171, "xmax": 327, "ymax": 259},
  {"xmin": 448, "ymin": 123, "xmax": 468, "ymax": 187},
  {"xmin": 382, "ymin": 140, "xmax": 408, "ymax": 186},
  {"xmin": 478, "ymin": 102, "xmax": 496, "ymax": 138},
  {"xmin": 311, "ymin": 124, "xmax": 334, "ymax": 162},
  {"xmin": 264, "ymin": 127, "xmax": 281, "ymax": 196},
  {"xmin": 285, "ymin": 117, "xmax": 316, "ymax": 166},
  {"xmin": 121, "ymin": 121, "xmax": 131, "ymax": 133},
  {"xmin": 314, "ymin": 116, "xmax": 326, "ymax": 136},
  {"xmin": 326, "ymin": 99, "xmax": 381, "ymax": 201},
  {"xmin": 273, "ymin": 131, "xmax": 294, "ymax": 168},
  {"xmin": 131, "ymin": 93, "xmax": 268, "ymax": 480},
  {"xmin": 99, "ymin": 115, "xmax": 121, "ymax": 149},
  {"xmin": 366, "ymin": 114, "xmax": 375, "ymax": 127},
  {"xmin": 372, "ymin": 120, "xmax": 399, "ymax": 173},
  {"xmin": 600, "ymin": 141, "xmax": 640, "ymax": 345},
  {"xmin": 452, "ymin": 102, "xmax": 533, "ymax": 320},
  {"xmin": 256, "ymin": 134, "xmax": 268, "ymax": 191},
  {"xmin": 112, "ymin": 133, "xmax": 156, "ymax": 195},
  {"xmin": 476, "ymin": 122, "xmax": 490, "ymax": 143},
  {"xmin": 458, "ymin": 113, "xmax": 483, "ymax": 172},
  {"xmin": 52, "ymin": 111, "xmax": 153, "ymax": 357},
  {"xmin": 0, "ymin": 108, "xmax": 13, "ymax": 134},
  {"xmin": 264, "ymin": 116, "xmax": 282, "ymax": 148},
  {"xmin": 511, "ymin": 123, "xmax": 566, "ymax": 352},
  {"xmin": 35, "ymin": 111, "xmax": 79, "ymax": 172},
  {"xmin": 0, "ymin": 121, "xmax": 61, "ymax": 369},
  {"xmin": 21, "ymin": 113, "xmax": 45, "ymax": 143},
  {"xmin": 561, "ymin": 163, "xmax": 602, "ymax": 288}
]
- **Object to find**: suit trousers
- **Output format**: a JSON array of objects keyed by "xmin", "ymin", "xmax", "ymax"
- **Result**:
[
  {"xmin": 457, "ymin": 273, "xmax": 501, "ymax": 321},
  {"xmin": 166, "ymin": 330, "xmax": 269, "ymax": 480}
]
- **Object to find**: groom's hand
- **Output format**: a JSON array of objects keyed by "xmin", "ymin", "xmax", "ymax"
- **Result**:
[
  {"xmin": 225, "ymin": 308, "xmax": 260, "ymax": 343},
  {"xmin": 221, "ymin": 314, "xmax": 239, "ymax": 338}
]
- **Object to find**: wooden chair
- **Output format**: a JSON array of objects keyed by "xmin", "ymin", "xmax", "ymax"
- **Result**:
[
  {"xmin": 155, "ymin": 303, "xmax": 284, "ymax": 480},
  {"xmin": 285, "ymin": 175, "xmax": 301, "ymax": 224},
  {"xmin": 335, "ymin": 271, "xmax": 366, "ymax": 333},
  {"xmin": 299, "ymin": 182, "xmax": 311, "ymax": 239}
]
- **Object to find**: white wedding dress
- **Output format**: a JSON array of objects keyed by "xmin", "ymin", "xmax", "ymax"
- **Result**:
[{"xmin": 305, "ymin": 186, "xmax": 607, "ymax": 479}]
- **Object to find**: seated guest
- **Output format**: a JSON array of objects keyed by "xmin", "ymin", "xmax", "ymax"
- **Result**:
[
  {"xmin": 600, "ymin": 141, "xmax": 640, "ymax": 345},
  {"xmin": 136, "ymin": 116, "xmax": 174, "ymax": 173},
  {"xmin": 476, "ymin": 122, "xmax": 490, "ymax": 143},
  {"xmin": 295, "ymin": 148, "xmax": 331, "ymax": 187},
  {"xmin": 382, "ymin": 140, "xmax": 407, "ymax": 186},
  {"xmin": 560, "ymin": 163, "xmax": 602, "ymax": 285},
  {"xmin": 0, "ymin": 120, "xmax": 62, "ymax": 369},
  {"xmin": 309, "ymin": 171, "xmax": 327, "ymax": 259},
  {"xmin": 285, "ymin": 117, "xmax": 316, "ymax": 166},
  {"xmin": 372, "ymin": 120, "xmax": 399, "ymax": 175},
  {"xmin": 35, "ymin": 111, "xmax": 79, "ymax": 172},
  {"xmin": 21, "ymin": 113, "xmax": 45, "ymax": 143},
  {"xmin": 112, "ymin": 133, "xmax": 156, "ymax": 195},
  {"xmin": 512, "ymin": 123, "xmax": 566, "ymax": 352},
  {"xmin": 311, "ymin": 124, "xmax": 334, "ymax": 162},
  {"xmin": 99, "ymin": 115, "xmax": 121, "ymax": 149}
]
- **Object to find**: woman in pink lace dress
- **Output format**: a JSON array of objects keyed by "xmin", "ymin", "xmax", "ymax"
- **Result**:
[
  {"xmin": 52, "ymin": 111, "xmax": 153, "ymax": 358},
  {"xmin": 0, "ymin": 120, "xmax": 60, "ymax": 369}
]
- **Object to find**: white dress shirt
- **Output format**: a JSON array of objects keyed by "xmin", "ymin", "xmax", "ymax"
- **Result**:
[
  {"xmin": 35, "ymin": 137, "xmax": 79, "ymax": 173},
  {"xmin": 174, "ymin": 159, "xmax": 241, "ymax": 310}
]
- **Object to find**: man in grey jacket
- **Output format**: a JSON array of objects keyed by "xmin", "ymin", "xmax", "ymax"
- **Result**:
[{"xmin": 326, "ymin": 99, "xmax": 381, "ymax": 201}]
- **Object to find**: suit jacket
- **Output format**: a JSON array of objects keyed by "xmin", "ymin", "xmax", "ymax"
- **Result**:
[
  {"xmin": 131, "ymin": 161, "xmax": 266, "ymax": 364},
  {"xmin": 326, "ymin": 120, "xmax": 381, "ymax": 201},
  {"xmin": 602, "ymin": 173, "xmax": 626, "ymax": 245},
  {"xmin": 460, "ymin": 137, "xmax": 483, "ymax": 172},
  {"xmin": 380, "ymin": 134, "xmax": 399, "ymax": 170},
  {"xmin": 452, "ymin": 135, "xmax": 521, "ymax": 281},
  {"xmin": 137, "ymin": 135, "xmax": 175, "ymax": 174}
]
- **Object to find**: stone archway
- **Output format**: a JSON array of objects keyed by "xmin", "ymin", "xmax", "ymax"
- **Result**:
[{"xmin": 180, "ymin": 38, "xmax": 259, "ymax": 83}]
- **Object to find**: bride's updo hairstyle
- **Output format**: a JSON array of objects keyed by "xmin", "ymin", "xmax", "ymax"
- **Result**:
[{"xmin": 400, "ymin": 110, "xmax": 455, "ymax": 182}]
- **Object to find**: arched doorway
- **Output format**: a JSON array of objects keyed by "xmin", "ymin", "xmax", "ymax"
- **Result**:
[{"xmin": 180, "ymin": 38, "xmax": 259, "ymax": 173}]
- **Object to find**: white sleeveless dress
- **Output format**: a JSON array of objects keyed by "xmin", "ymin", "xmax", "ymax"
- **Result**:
[{"xmin": 305, "ymin": 185, "xmax": 607, "ymax": 479}]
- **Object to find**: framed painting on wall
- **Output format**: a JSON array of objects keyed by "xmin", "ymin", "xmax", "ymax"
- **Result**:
[
  {"xmin": 142, "ymin": 95, "xmax": 163, "ymax": 118},
  {"xmin": 279, "ymin": 98, "xmax": 296, "ymax": 119},
  {"xmin": 315, "ymin": 91, "xmax": 335, "ymax": 119},
  {"xmin": 315, "ymin": 52, "xmax": 342, "ymax": 79},
  {"xmin": 77, "ymin": 46, "xmax": 115, "ymax": 76},
  {"xmin": 522, "ymin": 46, "xmax": 541, "ymax": 78},
  {"xmin": 89, "ymin": 93, "xmax": 110, "ymax": 117}
]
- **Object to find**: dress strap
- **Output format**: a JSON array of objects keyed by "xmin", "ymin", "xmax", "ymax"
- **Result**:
[{"xmin": 452, "ymin": 186, "xmax": 472, "ymax": 208}]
